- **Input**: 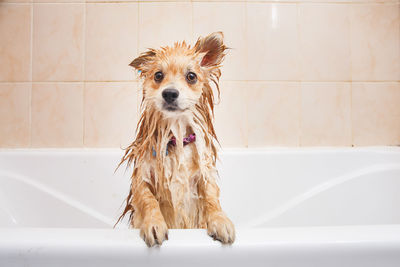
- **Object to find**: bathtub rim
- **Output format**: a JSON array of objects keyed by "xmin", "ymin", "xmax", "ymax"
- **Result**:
[{"xmin": 1, "ymin": 225, "xmax": 400, "ymax": 250}]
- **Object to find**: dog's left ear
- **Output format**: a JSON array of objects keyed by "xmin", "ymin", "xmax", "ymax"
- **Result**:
[
  {"xmin": 129, "ymin": 49, "xmax": 156, "ymax": 74},
  {"xmin": 194, "ymin": 32, "xmax": 227, "ymax": 67}
]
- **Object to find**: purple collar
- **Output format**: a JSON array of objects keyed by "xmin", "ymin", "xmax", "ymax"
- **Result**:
[
  {"xmin": 168, "ymin": 133, "xmax": 196, "ymax": 146},
  {"xmin": 152, "ymin": 134, "xmax": 196, "ymax": 157}
]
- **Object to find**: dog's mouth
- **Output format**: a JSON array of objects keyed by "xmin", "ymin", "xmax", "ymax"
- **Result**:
[{"xmin": 163, "ymin": 102, "xmax": 180, "ymax": 112}]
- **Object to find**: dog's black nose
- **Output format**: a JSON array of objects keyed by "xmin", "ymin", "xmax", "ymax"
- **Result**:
[{"xmin": 162, "ymin": 88, "xmax": 179, "ymax": 104}]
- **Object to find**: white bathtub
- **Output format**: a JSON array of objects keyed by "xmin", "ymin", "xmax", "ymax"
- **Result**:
[{"xmin": 1, "ymin": 148, "xmax": 400, "ymax": 267}]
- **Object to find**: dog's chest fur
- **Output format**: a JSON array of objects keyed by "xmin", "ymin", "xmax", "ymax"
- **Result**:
[{"xmin": 151, "ymin": 143, "xmax": 205, "ymax": 228}]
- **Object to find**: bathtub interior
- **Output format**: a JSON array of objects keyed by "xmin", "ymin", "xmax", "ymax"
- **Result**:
[{"xmin": 0, "ymin": 148, "xmax": 400, "ymax": 229}]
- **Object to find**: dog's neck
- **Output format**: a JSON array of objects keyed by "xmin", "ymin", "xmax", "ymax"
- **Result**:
[{"xmin": 119, "ymin": 96, "xmax": 218, "ymax": 169}]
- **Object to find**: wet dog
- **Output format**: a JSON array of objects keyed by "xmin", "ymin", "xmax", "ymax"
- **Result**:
[{"xmin": 118, "ymin": 32, "xmax": 235, "ymax": 247}]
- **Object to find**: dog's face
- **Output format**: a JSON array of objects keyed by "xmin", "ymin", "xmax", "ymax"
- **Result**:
[
  {"xmin": 130, "ymin": 32, "xmax": 226, "ymax": 117},
  {"xmin": 140, "ymin": 48, "xmax": 205, "ymax": 115}
]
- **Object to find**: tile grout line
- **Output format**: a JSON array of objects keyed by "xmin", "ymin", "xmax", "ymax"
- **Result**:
[
  {"xmin": 244, "ymin": 0, "xmax": 249, "ymax": 148},
  {"xmin": 136, "ymin": 0, "xmax": 140, "ymax": 116},
  {"xmin": 191, "ymin": 0, "xmax": 194, "ymax": 42},
  {"xmin": 137, "ymin": 1, "xmax": 139, "ymax": 61},
  {"xmin": 1, "ymin": 80, "xmax": 399, "ymax": 83},
  {"xmin": 296, "ymin": 3, "xmax": 302, "ymax": 146},
  {"xmin": 82, "ymin": 1, "xmax": 87, "ymax": 147},
  {"xmin": 350, "ymin": 83, "xmax": 354, "ymax": 146},
  {"xmin": 3, "ymin": 0, "xmax": 400, "ymax": 4},
  {"xmin": 29, "ymin": 2, "xmax": 33, "ymax": 148},
  {"xmin": 348, "ymin": 2, "xmax": 354, "ymax": 146}
]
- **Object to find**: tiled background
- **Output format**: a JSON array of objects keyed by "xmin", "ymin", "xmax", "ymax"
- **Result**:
[{"xmin": 0, "ymin": 0, "xmax": 399, "ymax": 148}]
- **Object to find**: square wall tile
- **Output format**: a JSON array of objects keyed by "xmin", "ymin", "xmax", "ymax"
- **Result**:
[
  {"xmin": 350, "ymin": 3, "xmax": 400, "ymax": 81},
  {"xmin": 247, "ymin": 3, "xmax": 299, "ymax": 81},
  {"xmin": 214, "ymin": 81, "xmax": 247, "ymax": 147},
  {"xmin": 138, "ymin": 2, "xmax": 192, "ymax": 51},
  {"xmin": 299, "ymin": 4, "xmax": 351, "ymax": 81},
  {"xmin": 248, "ymin": 82, "xmax": 300, "ymax": 147},
  {"xmin": 31, "ymin": 83, "xmax": 83, "ymax": 147},
  {"xmin": 84, "ymin": 82, "xmax": 139, "ymax": 147},
  {"xmin": 352, "ymin": 82, "xmax": 400, "ymax": 146},
  {"xmin": 86, "ymin": 3, "xmax": 138, "ymax": 82},
  {"xmin": 0, "ymin": 83, "xmax": 30, "ymax": 147},
  {"xmin": 193, "ymin": 2, "xmax": 246, "ymax": 81},
  {"xmin": 300, "ymin": 82, "xmax": 351, "ymax": 146},
  {"xmin": 33, "ymin": 4, "xmax": 84, "ymax": 81},
  {"xmin": 0, "ymin": 4, "xmax": 31, "ymax": 82}
]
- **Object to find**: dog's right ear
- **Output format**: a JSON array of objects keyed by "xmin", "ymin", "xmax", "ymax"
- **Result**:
[
  {"xmin": 194, "ymin": 32, "xmax": 227, "ymax": 68},
  {"xmin": 129, "ymin": 49, "xmax": 156, "ymax": 74}
]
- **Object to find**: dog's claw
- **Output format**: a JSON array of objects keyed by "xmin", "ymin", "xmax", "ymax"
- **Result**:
[{"xmin": 152, "ymin": 227, "xmax": 160, "ymax": 245}]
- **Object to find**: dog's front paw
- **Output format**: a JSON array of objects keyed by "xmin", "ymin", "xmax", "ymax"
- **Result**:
[
  {"xmin": 140, "ymin": 217, "xmax": 169, "ymax": 247},
  {"xmin": 207, "ymin": 212, "xmax": 235, "ymax": 244}
]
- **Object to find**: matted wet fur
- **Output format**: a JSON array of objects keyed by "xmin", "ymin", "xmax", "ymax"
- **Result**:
[{"xmin": 117, "ymin": 32, "xmax": 235, "ymax": 247}]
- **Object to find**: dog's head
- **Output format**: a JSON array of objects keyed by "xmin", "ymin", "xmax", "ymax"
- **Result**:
[{"xmin": 130, "ymin": 32, "xmax": 227, "ymax": 117}]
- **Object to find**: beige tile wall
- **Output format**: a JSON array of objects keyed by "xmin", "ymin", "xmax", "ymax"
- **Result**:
[{"xmin": 0, "ymin": 0, "xmax": 399, "ymax": 148}]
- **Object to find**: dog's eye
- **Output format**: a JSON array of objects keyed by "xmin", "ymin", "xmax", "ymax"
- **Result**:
[
  {"xmin": 186, "ymin": 72, "xmax": 197, "ymax": 84},
  {"xmin": 154, "ymin": 71, "xmax": 164, "ymax": 82}
]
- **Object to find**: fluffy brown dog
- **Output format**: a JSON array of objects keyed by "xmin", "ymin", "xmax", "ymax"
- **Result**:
[{"xmin": 118, "ymin": 32, "xmax": 235, "ymax": 247}]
